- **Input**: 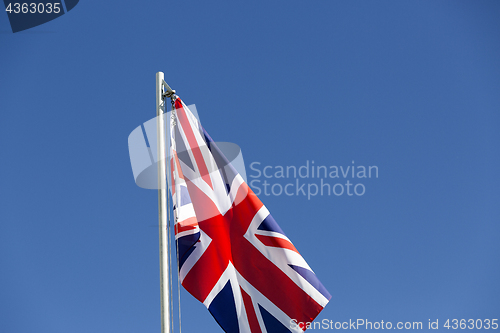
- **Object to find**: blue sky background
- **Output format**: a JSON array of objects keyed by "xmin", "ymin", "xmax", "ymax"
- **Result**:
[{"xmin": 1, "ymin": 1, "xmax": 499, "ymax": 332}]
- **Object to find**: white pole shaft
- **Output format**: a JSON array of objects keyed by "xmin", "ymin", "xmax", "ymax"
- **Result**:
[{"xmin": 156, "ymin": 72, "xmax": 171, "ymax": 333}]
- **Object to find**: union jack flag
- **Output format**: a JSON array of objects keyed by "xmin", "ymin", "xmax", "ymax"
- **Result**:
[{"xmin": 168, "ymin": 96, "xmax": 331, "ymax": 333}]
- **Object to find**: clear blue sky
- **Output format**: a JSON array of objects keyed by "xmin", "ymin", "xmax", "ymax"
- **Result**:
[{"xmin": 1, "ymin": 1, "xmax": 499, "ymax": 332}]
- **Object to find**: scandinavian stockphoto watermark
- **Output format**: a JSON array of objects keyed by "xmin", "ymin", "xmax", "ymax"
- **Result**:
[
  {"xmin": 290, "ymin": 318, "xmax": 499, "ymax": 330},
  {"xmin": 128, "ymin": 104, "xmax": 248, "ymax": 190},
  {"xmin": 291, "ymin": 318, "xmax": 424, "ymax": 330},
  {"xmin": 128, "ymin": 103, "xmax": 379, "ymax": 200},
  {"xmin": 248, "ymin": 160, "xmax": 379, "ymax": 200}
]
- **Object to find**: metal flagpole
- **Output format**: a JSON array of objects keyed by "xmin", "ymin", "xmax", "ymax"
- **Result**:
[{"xmin": 156, "ymin": 71, "xmax": 171, "ymax": 333}]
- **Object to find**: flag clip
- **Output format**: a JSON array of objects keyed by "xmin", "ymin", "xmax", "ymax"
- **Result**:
[{"xmin": 162, "ymin": 89, "xmax": 176, "ymax": 100}]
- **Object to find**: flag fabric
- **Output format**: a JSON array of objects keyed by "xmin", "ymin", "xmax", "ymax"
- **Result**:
[{"xmin": 168, "ymin": 96, "xmax": 331, "ymax": 333}]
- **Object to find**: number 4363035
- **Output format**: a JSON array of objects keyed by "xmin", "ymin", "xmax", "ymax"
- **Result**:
[
  {"xmin": 5, "ymin": 3, "xmax": 61, "ymax": 14},
  {"xmin": 444, "ymin": 319, "xmax": 498, "ymax": 330}
]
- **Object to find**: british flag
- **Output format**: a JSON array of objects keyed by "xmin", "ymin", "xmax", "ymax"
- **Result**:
[{"xmin": 168, "ymin": 96, "xmax": 331, "ymax": 333}]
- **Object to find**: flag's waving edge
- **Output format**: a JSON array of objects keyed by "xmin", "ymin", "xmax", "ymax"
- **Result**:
[{"xmin": 169, "ymin": 96, "xmax": 331, "ymax": 333}]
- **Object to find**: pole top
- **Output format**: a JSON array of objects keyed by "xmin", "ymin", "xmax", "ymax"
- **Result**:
[{"xmin": 156, "ymin": 72, "xmax": 175, "ymax": 98}]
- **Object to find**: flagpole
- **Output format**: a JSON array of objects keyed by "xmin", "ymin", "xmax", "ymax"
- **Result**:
[{"xmin": 156, "ymin": 71, "xmax": 171, "ymax": 333}]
